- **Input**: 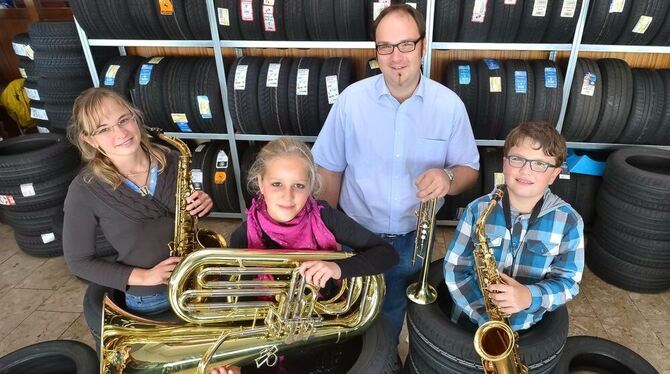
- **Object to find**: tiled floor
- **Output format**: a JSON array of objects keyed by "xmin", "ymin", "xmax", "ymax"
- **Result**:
[{"xmin": 0, "ymin": 219, "xmax": 668, "ymax": 373}]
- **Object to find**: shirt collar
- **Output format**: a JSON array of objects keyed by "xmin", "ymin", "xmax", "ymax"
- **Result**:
[{"xmin": 374, "ymin": 73, "xmax": 426, "ymax": 102}]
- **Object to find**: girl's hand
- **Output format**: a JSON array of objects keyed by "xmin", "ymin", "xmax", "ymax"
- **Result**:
[
  {"xmin": 186, "ymin": 190, "xmax": 214, "ymax": 217},
  {"xmin": 298, "ymin": 261, "xmax": 342, "ymax": 288},
  {"xmin": 210, "ymin": 365, "xmax": 241, "ymax": 374}
]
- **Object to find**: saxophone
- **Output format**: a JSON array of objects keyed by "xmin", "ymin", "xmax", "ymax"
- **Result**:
[
  {"xmin": 472, "ymin": 186, "xmax": 528, "ymax": 374},
  {"xmin": 100, "ymin": 128, "xmax": 384, "ymax": 374}
]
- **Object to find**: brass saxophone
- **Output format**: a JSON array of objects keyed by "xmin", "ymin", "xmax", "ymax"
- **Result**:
[
  {"xmin": 472, "ymin": 186, "xmax": 528, "ymax": 374},
  {"xmin": 100, "ymin": 128, "xmax": 384, "ymax": 373},
  {"xmin": 407, "ymin": 198, "xmax": 438, "ymax": 305}
]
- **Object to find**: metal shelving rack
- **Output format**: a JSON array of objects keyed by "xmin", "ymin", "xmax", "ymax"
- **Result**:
[{"xmin": 75, "ymin": 0, "xmax": 670, "ymax": 221}]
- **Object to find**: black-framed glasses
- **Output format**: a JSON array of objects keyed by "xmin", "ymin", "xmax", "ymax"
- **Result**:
[
  {"xmin": 91, "ymin": 113, "xmax": 136, "ymax": 137},
  {"xmin": 504, "ymin": 155, "xmax": 558, "ymax": 173},
  {"xmin": 375, "ymin": 37, "xmax": 423, "ymax": 55}
]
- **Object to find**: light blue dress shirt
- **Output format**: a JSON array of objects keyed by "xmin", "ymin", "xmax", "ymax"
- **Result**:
[{"xmin": 312, "ymin": 74, "xmax": 479, "ymax": 235}]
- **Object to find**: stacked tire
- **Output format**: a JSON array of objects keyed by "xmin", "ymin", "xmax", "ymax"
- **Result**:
[
  {"xmin": 583, "ymin": 0, "xmax": 670, "ymax": 46},
  {"xmin": 191, "ymin": 142, "xmax": 240, "ymax": 213},
  {"xmin": 588, "ymin": 147, "xmax": 670, "ymax": 293},
  {"xmin": 0, "ymin": 134, "xmax": 80, "ymax": 257},
  {"xmin": 11, "ymin": 32, "xmax": 37, "ymax": 130}
]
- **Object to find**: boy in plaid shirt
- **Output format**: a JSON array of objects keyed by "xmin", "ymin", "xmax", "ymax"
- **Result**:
[{"xmin": 444, "ymin": 122, "xmax": 584, "ymax": 331}]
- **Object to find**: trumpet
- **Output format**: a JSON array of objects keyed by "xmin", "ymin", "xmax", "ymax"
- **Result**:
[{"xmin": 406, "ymin": 198, "xmax": 438, "ymax": 305}]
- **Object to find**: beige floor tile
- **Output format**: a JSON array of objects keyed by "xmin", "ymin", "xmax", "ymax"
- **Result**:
[
  {"xmin": 0, "ymin": 223, "xmax": 13, "ymax": 237},
  {"xmin": 0, "ymin": 251, "xmax": 46, "ymax": 291},
  {"xmin": 38, "ymin": 277, "xmax": 88, "ymax": 313},
  {"xmin": 649, "ymin": 319, "xmax": 670, "ymax": 349},
  {"xmin": 626, "ymin": 343, "xmax": 670, "ymax": 372},
  {"xmin": 601, "ymin": 312, "xmax": 663, "ymax": 346},
  {"xmin": 0, "ymin": 288, "xmax": 53, "ymax": 339},
  {"xmin": 0, "ymin": 310, "xmax": 79, "ymax": 357},
  {"xmin": 568, "ymin": 315, "xmax": 609, "ymax": 339},
  {"xmin": 567, "ymin": 294, "xmax": 596, "ymax": 317},
  {"xmin": 59, "ymin": 313, "xmax": 96, "ymax": 351},
  {"xmin": 629, "ymin": 292, "xmax": 670, "ymax": 321},
  {"xmin": 15, "ymin": 257, "xmax": 72, "ymax": 290}
]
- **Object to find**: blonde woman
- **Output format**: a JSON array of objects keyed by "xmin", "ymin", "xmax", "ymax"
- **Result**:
[{"xmin": 63, "ymin": 88, "xmax": 213, "ymax": 319}]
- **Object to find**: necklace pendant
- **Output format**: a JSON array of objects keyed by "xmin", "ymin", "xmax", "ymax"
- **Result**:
[{"xmin": 139, "ymin": 186, "xmax": 150, "ymax": 197}]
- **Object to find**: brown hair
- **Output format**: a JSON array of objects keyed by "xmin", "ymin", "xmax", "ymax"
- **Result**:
[
  {"xmin": 246, "ymin": 138, "xmax": 321, "ymax": 196},
  {"xmin": 372, "ymin": 4, "xmax": 426, "ymax": 42},
  {"xmin": 503, "ymin": 122, "xmax": 567, "ymax": 166},
  {"xmin": 67, "ymin": 88, "xmax": 168, "ymax": 188}
]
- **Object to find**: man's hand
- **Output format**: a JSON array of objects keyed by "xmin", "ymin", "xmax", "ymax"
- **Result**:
[
  {"xmin": 487, "ymin": 273, "xmax": 532, "ymax": 315},
  {"xmin": 415, "ymin": 168, "xmax": 451, "ymax": 201},
  {"xmin": 298, "ymin": 261, "xmax": 342, "ymax": 288},
  {"xmin": 186, "ymin": 190, "xmax": 214, "ymax": 217}
]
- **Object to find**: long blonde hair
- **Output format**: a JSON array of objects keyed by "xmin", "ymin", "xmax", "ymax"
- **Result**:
[
  {"xmin": 246, "ymin": 138, "xmax": 321, "ymax": 196},
  {"xmin": 67, "ymin": 88, "xmax": 168, "ymax": 188}
]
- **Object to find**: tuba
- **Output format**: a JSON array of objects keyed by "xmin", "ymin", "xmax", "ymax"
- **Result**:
[
  {"xmin": 472, "ymin": 186, "xmax": 528, "ymax": 374},
  {"xmin": 101, "ymin": 129, "xmax": 384, "ymax": 373},
  {"xmin": 406, "ymin": 198, "xmax": 438, "ymax": 305}
]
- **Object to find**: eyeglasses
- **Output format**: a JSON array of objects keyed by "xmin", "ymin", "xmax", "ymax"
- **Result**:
[
  {"xmin": 375, "ymin": 37, "xmax": 423, "ymax": 55},
  {"xmin": 91, "ymin": 113, "xmax": 136, "ymax": 137},
  {"xmin": 504, "ymin": 155, "xmax": 558, "ymax": 173}
]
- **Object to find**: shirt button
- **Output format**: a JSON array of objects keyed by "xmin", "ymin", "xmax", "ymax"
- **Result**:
[{"xmin": 395, "ymin": 154, "xmax": 400, "ymax": 158}]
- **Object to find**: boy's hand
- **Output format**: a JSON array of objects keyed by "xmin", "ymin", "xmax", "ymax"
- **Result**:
[
  {"xmin": 487, "ymin": 273, "xmax": 532, "ymax": 315},
  {"xmin": 415, "ymin": 168, "xmax": 451, "ymax": 201},
  {"xmin": 298, "ymin": 261, "xmax": 342, "ymax": 288}
]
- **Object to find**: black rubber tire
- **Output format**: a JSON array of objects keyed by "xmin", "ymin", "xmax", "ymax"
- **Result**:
[
  {"xmin": 588, "ymin": 59, "xmax": 633, "ymax": 142},
  {"xmin": 555, "ymin": 336, "xmax": 659, "ymax": 374},
  {"xmin": 650, "ymin": 14, "xmax": 670, "ymax": 46},
  {"xmin": 28, "ymin": 22, "xmax": 81, "ymax": 51},
  {"xmin": 433, "ymin": 0, "xmax": 462, "ymax": 42},
  {"xmin": 100, "ymin": 56, "xmax": 145, "ymax": 101},
  {"xmin": 261, "ymin": 1, "xmax": 286, "ymax": 40},
  {"xmin": 581, "ymin": 0, "xmax": 632, "ymax": 44},
  {"xmin": 163, "ymin": 58, "xmax": 201, "ymax": 132},
  {"xmin": 516, "ymin": 0, "xmax": 553, "ymax": 43},
  {"xmin": 615, "ymin": 0, "xmax": 670, "ymax": 46},
  {"xmin": 69, "ymin": 0, "xmax": 109, "ymax": 39},
  {"xmin": 562, "ymin": 58, "xmax": 602, "ymax": 142},
  {"xmin": 617, "ymin": 69, "xmax": 665, "ymax": 144},
  {"xmin": 595, "ymin": 186, "xmax": 670, "ymax": 241},
  {"xmin": 284, "ymin": 0, "xmax": 309, "ymax": 40},
  {"xmin": 488, "ymin": 0, "xmax": 524, "ymax": 42},
  {"xmin": 227, "ymin": 56, "xmax": 264, "ymax": 134},
  {"xmin": 444, "ymin": 60, "xmax": 478, "ymax": 135},
  {"xmin": 44, "ymin": 103, "xmax": 76, "ymax": 134},
  {"xmin": 654, "ymin": 70, "xmax": 670, "ymax": 145},
  {"xmin": 185, "ymin": 0, "xmax": 213, "ymax": 40},
  {"xmin": 2, "ymin": 205, "xmax": 63, "ymax": 235},
  {"xmin": 189, "ymin": 59, "xmax": 227, "ymax": 134},
  {"xmin": 437, "ymin": 173, "xmax": 482, "ymax": 220},
  {"xmin": 238, "ymin": 0, "xmax": 264, "ymax": 40},
  {"xmin": 0, "ymin": 133, "xmax": 79, "ymax": 186},
  {"xmin": 0, "ymin": 340, "xmax": 98, "ymax": 374},
  {"xmin": 127, "ymin": 0, "xmax": 168, "ymax": 39},
  {"xmin": 501, "ymin": 59, "xmax": 535, "ymax": 137},
  {"xmin": 156, "ymin": 0, "xmax": 194, "ymax": 40},
  {"xmin": 216, "ymin": 0, "xmax": 244, "ymax": 40},
  {"xmin": 12, "ymin": 32, "xmax": 33, "ymax": 60},
  {"xmin": 288, "ymin": 57, "xmax": 324, "ymax": 136},
  {"xmin": 318, "ymin": 57, "xmax": 355, "ymax": 126},
  {"xmin": 132, "ymin": 57, "xmax": 176, "ymax": 131},
  {"xmin": 542, "ymin": 0, "xmax": 583, "ymax": 43},
  {"xmin": 97, "ymin": 0, "xmax": 142, "ymax": 39},
  {"xmin": 594, "ymin": 221, "xmax": 670, "ymax": 269},
  {"xmin": 365, "ymin": 58, "xmax": 382, "ymax": 78},
  {"xmin": 257, "ymin": 57, "xmax": 294, "ymax": 135},
  {"xmin": 304, "ymin": 0, "xmax": 339, "ymax": 41},
  {"xmin": 334, "ymin": 0, "xmax": 368, "ymax": 41},
  {"xmin": 37, "ymin": 78, "xmax": 91, "ymax": 105},
  {"xmin": 0, "ymin": 168, "xmax": 78, "ymax": 213},
  {"xmin": 14, "ymin": 230, "xmax": 63, "ymax": 257},
  {"xmin": 476, "ymin": 58, "xmax": 507, "ymax": 139},
  {"xmin": 481, "ymin": 147, "xmax": 504, "ymax": 194},
  {"xmin": 458, "ymin": 0, "xmax": 494, "ymax": 42},
  {"xmin": 529, "ymin": 59, "xmax": 563, "ymax": 127}
]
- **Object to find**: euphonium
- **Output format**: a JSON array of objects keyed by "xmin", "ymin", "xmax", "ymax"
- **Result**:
[
  {"xmin": 101, "ymin": 128, "xmax": 384, "ymax": 373},
  {"xmin": 406, "ymin": 198, "xmax": 438, "ymax": 305},
  {"xmin": 472, "ymin": 186, "xmax": 528, "ymax": 374}
]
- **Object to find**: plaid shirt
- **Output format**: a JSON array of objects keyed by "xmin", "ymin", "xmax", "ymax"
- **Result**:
[{"xmin": 443, "ymin": 188, "xmax": 584, "ymax": 331}]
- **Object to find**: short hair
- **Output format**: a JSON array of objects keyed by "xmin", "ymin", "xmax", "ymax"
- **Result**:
[
  {"xmin": 503, "ymin": 122, "xmax": 567, "ymax": 166},
  {"xmin": 372, "ymin": 4, "xmax": 426, "ymax": 42},
  {"xmin": 246, "ymin": 137, "xmax": 321, "ymax": 196},
  {"xmin": 67, "ymin": 88, "xmax": 168, "ymax": 188}
]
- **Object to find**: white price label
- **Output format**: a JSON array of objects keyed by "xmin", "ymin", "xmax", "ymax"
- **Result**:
[
  {"xmin": 561, "ymin": 0, "xmax": 577, "ymax": 18},
  {"xmin": 20, "ymin": 183, "xmax": 35, "ymax": 197},
  {"xmin": 632, "ymin": 16, "xmax": 653, "ymax": 34},
  {"xmin": 41, "ymin": 233, "xmax": 55, "ymax": 244},
  {"xmin": 31, "ymin": 107, "xmax": 48, "ymax": 120},
  {"xmin": 609, "ymin": 0, "xmax": 625, "ymax": 13},
  {"xmin": 24, "ymin": 45, "xmax": 34, "ymax": 60},
  {"xmin": 580, "ymin": 73, "xmax": 596, "ymax": 96},
  {"xmin": 263, "ymin": 5, "xmax": 276, "ymax": 32},
  {"xmin": 197, "ymin": 96, "xmax": 212, "ymax": 119},
  {"xmin": 472, "ymin": 0, "xmax": 488, "ymax": 23},
  {"xmin": 191, "ymin": 169, "xmax": 203, "ymax": 184},
  {"xmin": 234, "ymin": 64, "xmax": 249, "ymax": 90},
  {"xmin": 148, "ymin": 57, "xmax": 164, "ymax": 64},
  {"xmin": 504, "ymin": 0, "xmax": 517, "ymax": 4},
  {"xmin": 12, "ymin": 42, "xmax": 27, "ymax": 57},
  {"xmin": 325, "ymin": 75, "xmax": 339, "ymax": 104},
  {"xmin": 104, "ymin": 65, "xmax": 120, "ymax": 86},
  {"xmin": 266, "ymin": 63, "xmax": 281, "ymax": 87},
  {"xmin": 36, "ymin": 126, "xmax": 49, "ymax": 134},
  {"xmin": 406, "ymin": 2, "xmax": 417, "ymax": 8},
  {"xmin": 373, "ymin": 2, "xmax": 389, "ymax": 21},
  {"xmin": 171, "ymin": 113, "xmax": 188, "ymax": 123},
  {"xmin": 241, "ymin": 0, "xmax": 254, "ymax": 21},
  {"xmin": 195, "ymin": 144, "xmax": 206, "ymax": 152},
  {"xmin": 489, "ymin": 76, "xmax": 502, "ymax": 93},
  {"xmin": 19, "ymin": 68, "xmax": 27, "ymax": 78},
  {"xmin": 218, "ymin": 7, "xmax": 230, "ymax": 26},
  {"xmin": 296, "ymin": 68, "xmax": 310, "ymax": 96},
  {"xmin": 216, "ymin": 150, "xmax": 229, "ymax": 169},
  {"xmin": 532, "ymin": 0, "xmax": 548, "ymax": 17},
  {"xmin": 24, "ymin": 87, "xmax": 40, "ymax": 101}
]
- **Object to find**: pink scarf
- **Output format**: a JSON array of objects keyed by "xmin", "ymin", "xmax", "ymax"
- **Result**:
[{"xmin": 246, "ymin": 196, "xmax": 337, "ymax": 251}]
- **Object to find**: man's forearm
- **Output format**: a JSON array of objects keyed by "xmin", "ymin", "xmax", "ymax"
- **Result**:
[
  {"xmin": 315, "ymin": 166, "xmax": 343, "ymax": 208},
  {"xmin": 448, "ymin": 166, "xmax": 479, "ymax": 195}
]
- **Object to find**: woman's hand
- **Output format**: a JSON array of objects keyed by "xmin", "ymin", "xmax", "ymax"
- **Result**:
[
  {"xmin": 186, "ymin": 190, "xmax": 214, "ymax": 217},
  {"xmin": 210, "ymin": 365, "xmax": 241, "ymax": 374},
  {"xmin": 129, "ymin": 256, "xmax": 181, "ymax": 286},
  {"xmin": 298, "ymin": 261, "xmax": 342, "ymax": 288}
]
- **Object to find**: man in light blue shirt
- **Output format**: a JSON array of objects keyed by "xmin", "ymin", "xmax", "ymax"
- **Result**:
[{"xmin": 312, "ymin": 4, "xmax": 480, "ymax": 342}]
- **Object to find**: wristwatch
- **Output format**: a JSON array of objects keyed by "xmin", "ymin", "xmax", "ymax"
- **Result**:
[{"xmin": 443, "ymin": 168, "xmax": 454, "ymax": 183}]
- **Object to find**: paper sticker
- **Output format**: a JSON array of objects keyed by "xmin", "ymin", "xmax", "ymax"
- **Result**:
[
  {"xmin": 472, "ymin": 0, "xmax": 488, "ymax": 23},
  {"xmin": 12, "ymin": 42, "xmax": 27, "ymax": 57},
  {"xmin": 504, "ymin": 0, "xmax": 517, "ymax": 4},
  {"xmin": 373, "ymin": 3, "xmax": 389, "ymax": 21},
  {"xmin": 104, "ymin": 65, "xmax": 120, "ymax": 86},
  {"xmin": 545, "ymin": 67, "xmax": 558, "ymax": 88},
  {"xmin": 369, "ymin": 59, "xmax": 380, "ymax": 69},
  {"xmin": 406, "ymin": 2, "xmax": 417, "ymax": 8},
  {"xmin": 24, "ymin": 87, "xmax": 40, "ymax": 101},
  {"xmin": 532, "ymin": 0, "xmax": 548, "ymax": 17},
  {"xmin": 197, "ymin": 96, "xmax": 212, "ymax": 119},
  {"xmin": 171, "ymin": 113, "xmax": 192, "ymax": 132},
  {"xmin": 37, "ymin": 126, "xmax": 49, "ymax": 134},
  {"xmin": 191, "ymin": 169, "xmax": 203, "ymax": 189},
  {"xmin": 559, "ymin": 162, "xmax": 570, "ymax": 179},
  {"xmin": 263, "ymin": 5, "xmax": 276, "ymax": 32},
  {"xmin": 489, "ymin": 76, "xmax": 502, "ymax": 93},
  {"xmin": 0, "ymin": 195, "xmax": 16, "ymax": 206},
  {"xmin": 148, "ymin": 57, "xmax": 164, "ymax": 64},
  {"xmin": 234, "ymin": 64, "xmax": 248, "ymax": 90},
  {"xmin": 296, "ymin": 68, "xmax": 310, "ymax": 95},
  {"xmin": 483, "ymin": 58, "xmax": 500, "ymax": 70},
  {"xmin": 266, "ymin": 63, "xmax": 281, "ymax": 87},
  {"xmin": 514, "ymin": 71, "xmax": 527, "ymax": 93},
  {"xmin": 20, "ymin": 183, "xmax": 36, "ymax": 197},
  {"xmin": 138, "ymin": 64, "xmax": 154, "ymax": 85},
  {"xmin": 632, "ymin": 16, "xmax": 653, "ymax": 34},
  {"xmin": 325, "ymin": 75, "xmax": 340, "ymax": 104},
  {"xmin": 494, "ymin": 172, "xmax": 505, "ymax": 186},
  {"xmin": 159, "ymin": 0, "xmax": 174, "ymax": 15},
  {"xmin": 24, "ymin": 45, "xmax": 34, "ymax": 60},
  {"xmin": 31, "ymin": 107, "xmax": 48, "ymax": 120},
  {"xmin": 580, "ymin": 72, "xmax": 596, "ymax": 96},
  {"xmin": 218, "ymin": 7, "xmax": 231, "ymax": 26},
  {"xmin": 609, "ymin": 0, "xmax": 625, "ymax": 13},
  {"xmin": 19, "ymin": 67, "xmax": 27, "ymax": 79},
  {"xmin": 216, "ymin": 150, "xmax": 229, "ymax": 169},
  {"xmin": 195, "ymin": 144, "xmax": 206, "ymax": 152},
  {"xmin": 41, "ymin": 232, "xmax": 56, "ymax": 244},
  {"xmin": 458, "ymin": 65, "xmax": 471, "ymax": 85},
  {"xmin": 214, "ymin": 171, "xmax": 227, "ymax": 184},
  {"xmin": 561, "ymin": 0, "xmax": 577, "ymax": 18},
  {"xmin": 241, "ymin": 0, "xmax": 254, "ymax": 21}
]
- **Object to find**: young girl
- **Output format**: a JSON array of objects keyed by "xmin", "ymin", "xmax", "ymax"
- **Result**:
[{"xmin": 231, "ymin": 137, "xmax": 398, "ymax": 287}]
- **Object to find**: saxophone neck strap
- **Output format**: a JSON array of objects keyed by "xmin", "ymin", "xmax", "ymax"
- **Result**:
[{"xmin": 501, "ymin": 185, "xmax": 544, "ymax": 233}]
